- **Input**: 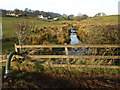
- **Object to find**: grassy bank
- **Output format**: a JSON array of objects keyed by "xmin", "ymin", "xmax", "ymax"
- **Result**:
[{"xmin": 70, "ymin": 15, "xmax": 120, "ymax": 44}]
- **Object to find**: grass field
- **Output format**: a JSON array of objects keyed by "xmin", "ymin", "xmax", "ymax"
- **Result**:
[
  {"xmin": 2, "ymin": 17, "xmax": 62, "ymax": 38},
  {"xmin": 3, "ymin": 15, "xmax": 119, "ymax": 38},
  {"xmin": 2, "ymin": 15, "xmax": 119, "ymax": 54},
  {"xmin": 2, "ymin": 15, "xmax": 120, "ymax": 89},
  {"xmin": 2, "ymin": 17, "xmax": 78, "ymax": 38}
]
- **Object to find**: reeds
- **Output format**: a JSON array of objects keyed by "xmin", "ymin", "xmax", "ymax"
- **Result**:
[{"xmin": 27, "ymin": 24, "xmax": 71, "ymax": 45}]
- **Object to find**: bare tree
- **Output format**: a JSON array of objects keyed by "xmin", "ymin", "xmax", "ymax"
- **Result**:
[{"xmin": 15, "ymin": 20, "xmax": 31, "ymax": 45}]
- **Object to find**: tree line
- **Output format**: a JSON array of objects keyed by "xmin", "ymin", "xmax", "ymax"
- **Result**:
[
  {"xmin": 1, "ymin": 8, "xmax": 61, "ymax": 18},
  {"xmin": 1, "ymin": 8, "xmax": 106, "ymax": 21}
]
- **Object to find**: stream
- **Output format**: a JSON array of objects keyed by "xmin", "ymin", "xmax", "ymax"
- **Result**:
[{"xmin": 69, "ymin": 29, "xmax": 92, "ymax": 55}]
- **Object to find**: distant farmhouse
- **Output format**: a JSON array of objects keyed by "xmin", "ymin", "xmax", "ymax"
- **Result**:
[
  {"xmin": 53, "ymin": 17, "xmax": 58, "ymax": 20},
  {"xmin": 6, "ymin": 12, "xmax": 21, "ymax": 17},
  {"xmin": 38, "ymin": 14, "xmax": 58, "ymax": 20},
  {"xmin": 38, "ymin": 15, "xmax": 50, "ymax": 19}
]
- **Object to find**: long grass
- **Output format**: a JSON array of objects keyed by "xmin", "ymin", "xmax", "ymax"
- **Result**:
[{"xmin": 2, "ymin": 17, "xmax": 70, "ymax": 53}]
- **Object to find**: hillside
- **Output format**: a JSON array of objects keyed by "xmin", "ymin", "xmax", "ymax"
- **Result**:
[
  {"xmin": 74, "ymin": 15, "xmax": 120, "ymax": 45},
  {"xmin": 81, "ymin": 15, "xmax": 119, "ymax": 24},
  {"xmin": 2, "ymin": 17, "xmax": 63, "ymax": 39}
]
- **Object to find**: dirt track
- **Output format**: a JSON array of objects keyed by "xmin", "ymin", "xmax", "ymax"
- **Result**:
[{"xmin": 2, "ymin": 70, "xmax": 120, "ymax": 89}]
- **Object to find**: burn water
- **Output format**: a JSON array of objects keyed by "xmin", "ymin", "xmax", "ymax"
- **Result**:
[{"xmin": 68, "ymin": 29, "xmax": 92, "ymax": 55}]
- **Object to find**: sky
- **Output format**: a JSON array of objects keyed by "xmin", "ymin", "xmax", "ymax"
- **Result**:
[{"xmin": 1, "ymin": 0, "xmax": 120, "ymax": 17}]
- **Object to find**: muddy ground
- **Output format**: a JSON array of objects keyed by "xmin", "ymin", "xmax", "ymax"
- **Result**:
[{"xmin": 2, "ymin": 69, "xmax": 120, "ymax": 89}]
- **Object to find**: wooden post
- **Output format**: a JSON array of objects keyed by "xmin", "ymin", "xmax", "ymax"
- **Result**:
[
  {"xmin": 14, "ymin": 44, "xmax": 18, "ymax": 52},
  {"xmin": 20, "ymin": 44, "xmax": 22, "ymax": 53},
  {"xmin": 65, "ymin": 43, "xmax": 70, "ymax": 64}
]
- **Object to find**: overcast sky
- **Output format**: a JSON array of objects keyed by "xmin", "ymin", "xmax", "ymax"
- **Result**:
[{"xmin": 1, "ymin": 0, "xmax": 120, "ymax": 16}]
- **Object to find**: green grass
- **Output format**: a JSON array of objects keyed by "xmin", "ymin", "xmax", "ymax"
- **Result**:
[
  {"xmin": 2, "ymin": 60, "xmax": 120, "ymax": 76},
  {"xmin": 50, "ymin": 67, "xmax": 120, "ymax": 75},
  {"xmin": 2, "ymin": 38, "xmax": 18, "ymax": 54},
  {"xmin": 81, "ymin": 15, "xmax": 119, "ymax": 24},
  {"xmin": 2, "ymin": 17, "xmax": 63, "ymax": 39},
  {"xmin": 2, "ymin": 15, "xmax": 118, "ymax": 39},
  {"xmin": 76, "ymin": 15, "xmax": 119, "ymax": 44}
]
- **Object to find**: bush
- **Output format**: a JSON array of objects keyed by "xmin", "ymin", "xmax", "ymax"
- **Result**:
[
  {"xmin": 77, "ymin": 24, "xmax": 120, "ymax": 44},
  {"xmin": 27, "ymin": 25, "xmax": 71, "ymax": 45}
]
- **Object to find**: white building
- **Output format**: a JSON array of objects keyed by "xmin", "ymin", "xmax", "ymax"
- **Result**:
[
  {"xmin": 38, "ymin": 15, "xmax": 50, "ymax": 19},
  {"xmin": 6, "ymin": 13, "xmax": 21, "ymax": 17},
  {"xmin": 53, "ymin": 17, "xmax": 58, "ymax": 20}
]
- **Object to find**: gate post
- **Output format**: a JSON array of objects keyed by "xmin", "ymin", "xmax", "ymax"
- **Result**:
[{"xmin": 65, "ymin": 43, "xmax": 70, "ymax": 64}]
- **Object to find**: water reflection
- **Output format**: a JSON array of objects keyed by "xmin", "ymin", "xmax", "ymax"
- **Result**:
[
  {"xmin": 70, "ymin": 32, "xmax": 80, "ymax": 45},
  {"xmin": 69, "ymin": 29, "xmax": 92, "ymax": 55}
]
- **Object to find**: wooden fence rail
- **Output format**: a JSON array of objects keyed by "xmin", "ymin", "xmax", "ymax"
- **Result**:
[
  {"xmin": 26, "ymin": 55, "xmax": 120, "ymax": 59},
  {"xmin": 15, "ymin": 44, "xmax": 120, "ymax": 48},
  {"xmin": 14, "ymin": 44, "xmax": 120, "ymax": 59},
  {"xmin": 50, "ymin": 64, "xmax": 120, "ymax": 69},
  {"xmin": 2, "ymin": 44, "xmax": 120, "ymax": 68}
]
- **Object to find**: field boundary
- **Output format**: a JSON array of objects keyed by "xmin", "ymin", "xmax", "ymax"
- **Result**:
[
  {"xmin": 14, "ymin": 44, "xmax": 120, "ymax": 60},
  {"xmin": 2, "ymin": 44, "xmax": 120, "ymax": 69},
  {"xmin": 15, "ymin": 44, "xmax": 120, "ymax": 48}
]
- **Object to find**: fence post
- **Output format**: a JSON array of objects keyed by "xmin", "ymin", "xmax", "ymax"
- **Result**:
[
  {"xmin": 20, "ymin": 44, "xmax": 22, "ymax": 53},
  {"xmin": 65, "ymin": 43, "xmax": 70, "ymax": 64},
  {"xmin": 14, "ymin": 44, "xmax": 18, "ymax": 52}
]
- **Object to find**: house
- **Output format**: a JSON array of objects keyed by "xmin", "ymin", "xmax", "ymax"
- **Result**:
[
  {"xmin": 38, "ymin": 14, "xmax": 58, "ymax": 20},
  {"xmin": 53, "ymin": 17, "xmax": 58, "ymax": 20},
  {"xmin": 38, "ymin": 15, "xmax": 50, "ymax": 19},
  {"xmin": 6, "ymin": 12, "xmax": 21, "ymax": 17}
]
